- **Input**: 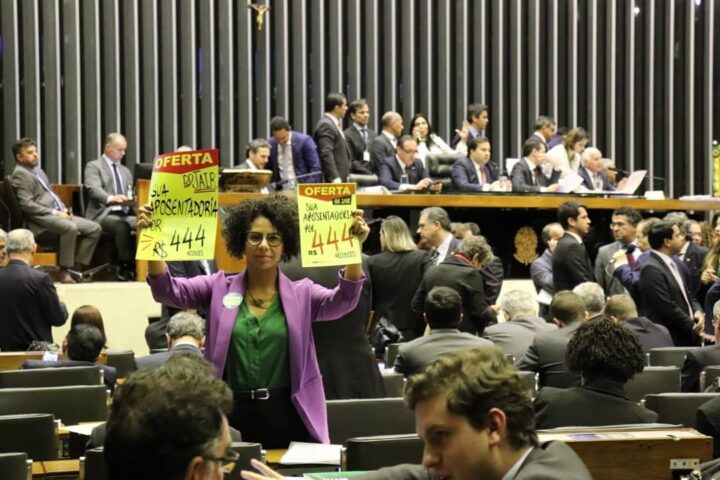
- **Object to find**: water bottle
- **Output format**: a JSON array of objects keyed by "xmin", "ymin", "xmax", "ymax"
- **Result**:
[
  {"xmin": 126, "ymin": 184, "xmax": 135, "ymax": 200},
  {"xmin": 400, "ymin": 174, "xmax": 409, "ymax": 186}
]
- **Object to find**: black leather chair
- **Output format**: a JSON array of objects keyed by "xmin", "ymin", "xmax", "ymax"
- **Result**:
[
  {"xmin": 104, "ymin": 351, "xmax": 136, "ymax": 379},
  {"xmin": 384, "ymin": 343, "xmax": 402, "ymax": 368},
  {"xmin": 381, "ymin": 371, "xmax": 405, "ymax": 397},
  {"xmin": 0, "ymin": 452, "xmax": 31, "ymax": 480},
  {"xmin": 426, "ymin": 153, "xmax": 464, "ymax": 190},
  {"xmin": 642, "ymin": 393, "xmax": 720, "ymax": 428},
  {"xmin": 625, "ymin": 366, "xmax": 681, "ymax": 402},
  {"xmin": 343, "ymin": 434, "xmax": 424, "ymax": 471},
  {"xmin": 0, "ymin": 413, "xmax": 57, "ymax": 461},
  {"xmin": 647, "ymin": 347, "xmax": 697, "ymax": 368},
  {"xmin": 80, "ymin": 447, "xmax": 105, "ymax": 480},
  {"xmin": 326, "ymin": 398, "xmax": 416, "ymax": 444},
  {"xmin": 516, "ymin": 371, "xmax": 538, "ymax": 398},
  {"xmin": 0, "ymin": 385, "xmax": 108, "ymax": 425},
  {"xmin": 0, "ymin": 366, "xmax": 103, "ymax": 389},
  {"xmin": 700, "ymin": 365, "xmax": 720, "ymax": 391}
]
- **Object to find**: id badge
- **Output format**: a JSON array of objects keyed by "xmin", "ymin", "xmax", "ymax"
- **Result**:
[{"xmin": 363, "ymin": 151, "xmax": 371, "ymax": 162}]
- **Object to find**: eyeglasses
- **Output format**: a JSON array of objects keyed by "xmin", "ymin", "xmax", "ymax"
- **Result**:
[
  {"xmin": 246, "ymin": 231, "xmax": 282, "ymax": 247},
  {"xmin": 204, "ymin": 449, "xmax": 240, "ymax": 474}
]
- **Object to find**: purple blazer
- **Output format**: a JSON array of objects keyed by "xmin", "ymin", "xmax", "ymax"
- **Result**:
[{"xmin": 147, "ymin": 268, "xmax": 364, "ymax": 443}]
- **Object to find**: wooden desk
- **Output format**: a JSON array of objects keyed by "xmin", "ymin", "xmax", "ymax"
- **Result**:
[
  {"xmin": 32, "ymin": 459, "xmax": 79, "ymax": 478},
  {"xmin": 0, "ymin": 351, "xmax": 109, "ymax": 371},
  {"xmin": 134, "ymin": 179, "xmax": 720, "ymax": 281},
  {"xmin": 538, "ymin": 427, "xmax": 712, "ymax": 480}
]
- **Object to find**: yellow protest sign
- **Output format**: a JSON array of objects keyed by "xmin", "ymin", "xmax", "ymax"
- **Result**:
[
  {"xmin": 298, "ymin": 183, "xmax": 361, "ymax": 267},
  {"xmin": 136, "ymin": 149, "xmax": 219, "ymax": 261}
]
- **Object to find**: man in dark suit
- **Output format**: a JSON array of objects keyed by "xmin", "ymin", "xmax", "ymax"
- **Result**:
[
  {"xmin": 369, "ymin": 111, "xmax": 403, "ymax": 173},
  {"xmin": 145, "ymin": 259, "xmax": 216, "ymax": 351},
  {"xmin": 313, "ymin": 92, "xmax": 353, "ymax": 183},
  {"xmin": 11, "ymin": 138, "xmax": 102, "ymax": 283},
  {"xmin": 483, "ymin": 289, "xmax": 557, "ymax": 362},
  {"xmin": 534, "ymin": 318, "xmax": 658, "ymax": 429},
  {"xmin": 84, "ymin": 133, "xmax": 137, "ymax": 280},
  {"xmin": 517, "ymin": 291, "xmax": 586, "ymax": 389},
  {"xmin": 664, "ymin": 212, "xmax": 710, "ymax": 303},
  {"xmin": 268, "ymin": 116, "xmax": 321, "ymax": 188},
  {"xmin": 595, "ymin": 207, "xmax": 642, "ymax": 296},
  {"xmin": 395, "ymin": 287, "xmax": 494, "ymax": 377},
  {"xmin": 451, "ymin": 137, "xmax": 502, "ymax": 192},
  {"xmin": 378, "ymin": 136, "xmax": 436, "ymax": 191},
  {"xmin": 450, "ymin": 103, "xmax": 489, "ymax": 154},
  {"xmin": 0, "ymin": 229, "xmax": 67, "ymax": 351},
  {"xmin": 412, "ymin": 236, "xmax": 497, "ymax": 335},
  {"xmin": 510, "ymin": 137, "xmax": 561, "ymax": 193},
  {"xmin": 577, "ymin": 147, "xmax": 614, "ymax": 191},
  {"xmin": 527, "ymin": 115, "xmax": 556, "ymax": 151},
  {"xmin": 416, "ymin": 207, "xmax": 461, "ymax": 265},
  {"xmin": 552, "ymin": 201, "xmax": 594, "ymax": 292},
  {"xmin": 605, "ymin": 294, "xmax": 674, "ymax": 353},
  {"xmin": 640, "ymin": 221, "xmax": 705, "ymax": 346},
  {"xmin": 343, "ymin": 99, "xmax": 376, "ymax": 174},
  {"xmin": 531, "ymin": 222, "xmax": 564, "ymax": 321},
  {"xmin": 135, "ymin": 312, "xmax": 204, "ymax": 370},
  {"xmin": 22, "ymin": 324, "xmax": 117, "ymax": 391}
]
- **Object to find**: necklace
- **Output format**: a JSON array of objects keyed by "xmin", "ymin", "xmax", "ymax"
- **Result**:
[{"xmin": 247, "ymin": 289, "xmax": 276, "ymax": 309}]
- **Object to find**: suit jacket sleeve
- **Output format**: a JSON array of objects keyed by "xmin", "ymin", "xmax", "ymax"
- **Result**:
[
  {"xmin": 393, "ymin": 348, "xmax": 408, "ymax": 376},
  {"xmin": 10, "ymin": 170, "xmax": 55, "ymax": 216},
  {"xmin": 681, "ymin": 352, "xmax": 703, "ymax": 392},
  {"xmin": 481, "ymin": 257, "xmax": 504, "ymax": 305},
  {"xmin": 378, "ymin": 159, "xmax": 400, "ymax": 190},
  {"xmin": 564, "ymin": 242, "xmax": 595, "ymax": 287},
  {"xmin": 516, "ymin": 339, "xmax": 541, "ymax": 372},
  {"xmin": 530, "ymin": 257, "xmax": 553, "ymax": 293},
  {"xmin": 300, "ymin": 136, "xmax": 322, "ymax": 180},
  {"xmin": 594, "ymin": 249, "xmax": 612, "ymax": 293},
  {"xmin": 315, "ymin": 122, "xmax": 341, "ymax": 182},
  {"xmin": 39, "ymin": 274, "xmax": 68, "ymax": 327},
  {"xmin": 411, "ymin": 276, "xmax": 427, "ymax": 315},
  {"xmin": 84, "ymin": 161, "xmax": 112, "ymax": 205},
  {"xmin": 451, "ymin": 160, "xmax": 482, "ymax": 192},
  {"xmin": 464, "ymin": 270, "xmax": 496, "ymax": 332},
  {"xmin": 370, "ymin": 139, "xmax": 391, "ymax": 173}
]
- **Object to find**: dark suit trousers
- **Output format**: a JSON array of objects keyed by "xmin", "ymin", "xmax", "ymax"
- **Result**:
[{"xmin": 100, "ymin": 213, "xmax": 137, "ymax": 263}]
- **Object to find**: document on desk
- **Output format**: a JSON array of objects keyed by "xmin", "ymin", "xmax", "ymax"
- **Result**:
[
  {"xmin": 557, "ymin": 171, "xmax": 584, "ymax": 193},
  {"xmin": 280, "ymin": 442, "xmax": 342, "ymax": 465},
  {"xmin": 63, "ymin": 422, "xmax": 105, "ymax": 436}
]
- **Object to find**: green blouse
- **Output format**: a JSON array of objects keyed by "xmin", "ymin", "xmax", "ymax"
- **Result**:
[{"xmin": 225, "ymin": 297, "xmax": 290, "ymax": 391}]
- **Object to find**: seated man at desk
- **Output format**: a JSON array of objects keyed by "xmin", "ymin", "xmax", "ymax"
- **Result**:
[
  {"xmin": 451, "ymin": 136, "xmax": 503, "ymax": 192},
  {"xmin": 577, "ymin": 147, "xmax": 614, "ymax": 192},
  {"xmin": 510, "ymin": 137, "xmax": 561, "ymax": 193},
  {"xmin": 378, "ymin": 135, "xmax": 441, "ymax": 192},
  {"xmin": 84, "ymin": 133, "xmax": 136, "ymax": 281}
]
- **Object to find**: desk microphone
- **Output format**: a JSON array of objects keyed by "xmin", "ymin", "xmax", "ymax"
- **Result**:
[
  {"xmin": 271, "ymin": 171, "xmax": 324, "ymax": 189},
  {"xmin": 607, "ymin": 167, "xmax": 666, "ymax": 183}
]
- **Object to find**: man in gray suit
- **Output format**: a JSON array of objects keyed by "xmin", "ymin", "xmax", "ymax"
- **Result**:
[
  {"xmin": 394, "ymin": 286, "xmax": 493, "ymax": 377},
  {"xmin": 10, "ymin": 138, "xmax": 101, "ymax": 283},
  {"xmin": 135, "ymin": 312, "xmax": 204, "ymax": 370},
  {"xmin": 484, "ymin": 289, "xmax": 556, "ymax": 362},
  {"xmin": 517, "ymin": 291, "xmax": 586, "ymax": 388},
  {"xmin": 595, "ymin": 207, "xmax": 642, "ymax": 296},
  {"xmin": 416, "ymin": 207, "xmax": 461, "ymax": 265},
  {"xmin": 531, "ymin": 222, "xmax": 564, "ymax": 320},
  {"xmin": 84, "ymin": 133, "xmax": 136, "ymax": 280}
]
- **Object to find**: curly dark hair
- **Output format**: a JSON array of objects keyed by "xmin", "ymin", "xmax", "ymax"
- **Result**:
[
  {"xmin": 222, "ymin": 194, "xmax": 299, "ymax": 261},
  {"xmin": 566, "ymin": 317, "xmax": 645, "ymax": 383},
  {"xmin": 405, "ymin": 347, "xmax": 538, "ymax": 450}
]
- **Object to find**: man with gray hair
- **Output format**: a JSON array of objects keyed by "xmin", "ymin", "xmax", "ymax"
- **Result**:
[
  {"xmin": 0, "ymin": 229, "xmax": 67, "ymax": 351},
  {"xmin": 416, "ymin": 206, "xmax": 460, "ymax": 265},
  {"xmin": 483, "ymin": 289, "xmax": 557, "ymax": 362},
  {"xmin": 0, "ymin": 228, "xmax": 8, "ymax": 268},
  {"xmin": 84, "ymin": 132, "xmax": 136, "ymax": 281},
  {"xmin": 134, "ymin": 311, "xmax": 205, "ymax": 370},
  {"xmin": 578, "ymin": 147, "xmax": 613, "ymax": 191},
  {"xmin": 412, "ymin": 235, "xmax": 497, "ymax": 335},
  {"xmin": 573, "ymin": 281, "xmax": 606, "ymax": 320}
]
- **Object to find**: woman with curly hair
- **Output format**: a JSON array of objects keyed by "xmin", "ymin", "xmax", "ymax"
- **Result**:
[
  {"xmin": 533, "ymin": 317, "xmax": 658, "ymax": 429},
  {"xmin": 138, "ymin": 195, "xmax": 369, "ymax": 447}
]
